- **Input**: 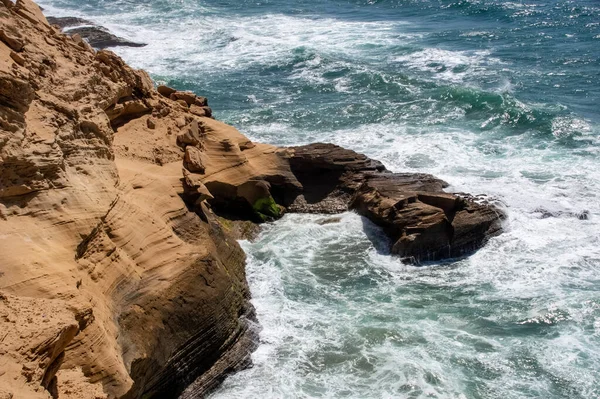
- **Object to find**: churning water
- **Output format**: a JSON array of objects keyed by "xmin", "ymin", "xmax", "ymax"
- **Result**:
[{"xmin": 38, "ymin": 0, "xmax": 600, "ymax": 397}]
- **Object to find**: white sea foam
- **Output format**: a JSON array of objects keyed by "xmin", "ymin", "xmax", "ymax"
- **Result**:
[
  {"xmin": 394, "ymin": 48, "xmax": 505, "ymax": 83},
  {"xmin": 210, "ymin": 117, "xmax": 600, "ymax": 398},
  {"xmin": 87, "ymin": 12, "xmax": 415, "ymax": 80}
]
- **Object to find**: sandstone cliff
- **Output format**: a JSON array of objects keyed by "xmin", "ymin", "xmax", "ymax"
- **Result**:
[
  {"xmin": 0, "ymin": 1, "xmax": 505, "ymax": 398},
  {"xmin": 1, "ymin": 1, "xmax": 257, "ymax": 398}
]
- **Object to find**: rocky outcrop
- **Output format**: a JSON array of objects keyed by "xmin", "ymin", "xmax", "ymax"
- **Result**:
[
  {"xmin": 283, "ymin": 143, "xmax": 504, "ymax": 262},
  {"xmin": 350, "ymin": 173, "xmax": 504, "ymax": 262},
  {"xmin": 0, "ymin": 2, "xmax": 255, "ymax": 398},
  {"xmin": 0, "ymin": 1, "xmax": 505, "ymax": 398},
  {"xmin": 156, "ymin": 87, "xmax": 212, "ymax": 118},
  {"xmin": 193, "ymin": 140, "xmax": 505, "ymax": 263},
  {"xmin": 47, "ymin": 16, "xmax": 147, "ymax": 49}
]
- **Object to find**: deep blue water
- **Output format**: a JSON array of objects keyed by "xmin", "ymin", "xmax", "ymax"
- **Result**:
[{"xmin": 39, "ymin": 0, "xmax": 600, "ymax": 397}]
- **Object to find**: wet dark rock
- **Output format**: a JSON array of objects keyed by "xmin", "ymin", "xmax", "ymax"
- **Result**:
[
  {"xmin": 46, "ymin": 16, "xmax": 146, "ymax": 48},
  {"xmin": 533, "ymin": 207, "xmax": 590, "ymax": 220},
  {"xmin": 286, "ymin": 143, "xmax": 386, "ymax": 213},
  {"xmin": 276, "ymin": 143, "xmax": 506, "ymax": 263},
  {"xmin": 66, "ymin": 26, "xmax": 146, "ymax": 49},
  {"xmin": 46, "ymin": 16, "xmax": 93, "ymax": 28}
]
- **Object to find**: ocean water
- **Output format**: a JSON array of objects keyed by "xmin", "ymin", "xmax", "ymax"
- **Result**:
[{"xmin": 38, "ymin": 0, "xmax": 600, "ymax": 397}]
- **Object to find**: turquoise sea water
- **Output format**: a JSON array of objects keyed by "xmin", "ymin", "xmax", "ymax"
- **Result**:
[{"xmin": 39, "ymin": 0, "xmax": 600, "ymax": 397}]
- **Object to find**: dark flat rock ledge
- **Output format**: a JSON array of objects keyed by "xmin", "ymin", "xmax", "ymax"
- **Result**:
[
  {"xmin": 283, "ymin": 143, "xmax": 506, "ymax": 263},
  {"xmin": 46, "ymin": 16, "xmax": 93, "ymax": 28},
  {"xmin": 47, "ymin": 16, "xmax": 147, "ymax": 49}
]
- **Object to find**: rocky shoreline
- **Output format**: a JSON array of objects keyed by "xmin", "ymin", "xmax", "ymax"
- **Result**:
[{"xmin": 0, "ymin": 1, "xmax": 505, "ymax": 398}]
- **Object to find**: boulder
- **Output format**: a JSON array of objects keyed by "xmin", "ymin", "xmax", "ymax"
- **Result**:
[
  {"xmin": 175, "ymin": 116, "xmax": 187, "ymax": 128},
  {"xmin": 170, "ymin": 91, "xmax": 197, "ymax": 106},
  {"xmin": 190, "ymin": 104, "xmax": 212, "ymax": 118},
  {"xmin": 0, "ymin": 29, "xmax": 24, "ymax": 52},
  {"xmin": 177, "ymin": 120, "xmax": 203, "ymax": 147},
  {"xmin": 146, "ymin": 117, "xmax": 156, "ymax": 129},
  {"xmin": 184, "ymin": 146, "xmax": 208, "ymax": 174},
  {"xmin": 157, "ymin": 85, "xmax": 176, "ymax": 98},
  {"xmin": 194, "ymin": 96, "xmax": 208, "ymax": 107},
  {"xmin": 105, "ymin": 99, "xmax": 151, "ymax": 124},
  {"xmin": 9, "ymin": 51, "xmax": 26, "ymax": 66}
]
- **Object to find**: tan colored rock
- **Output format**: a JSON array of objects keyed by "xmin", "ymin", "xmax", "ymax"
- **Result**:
[
  {"xmin": 175, "ymin": 116, "xmax": 187, "ymax": 128},
  {"xmin": 239, "ymin": 140, "xmax": 256, "ymax": 151},
  {"xmin": 0, "ymin": 294, "xmax": 90, "ymax": 399},
  {"xmin": 14, "ymin": 0, "xmax": 48, "ymax": 26},
  {"xmin": 189, "ymin": 104, "xmax": 207, "ymax": 117},
  {"xmin": 146, "ymin": 117, "xmax": 156, "ymax": 129},
  {"xmin": 184, "ymin": 146, "xmax": 208, "ymax": 173},
  {"xmin": 157, "ymin": 85, "xmax": 176, "ymax": 98},
  {"xmin": 0, "ymin": 5, "xmax": 258, "ymax": 399},
  {"xmin": 71, "ymin": 32, "xmax": 83, "ymax": 44},
  {"xmin": 169, "ymin": 90, "xmax": 196, "ymax": 106},
  {"xmin": 0, "ymin": 29, "xmax": 24, "ymax": 52},
  {"xmin": 194, "ymin": 96, "xmax": 208, "ymax": 107},
  {"xmin": 177, "ymin": 119, "xmax": 203, "ymax": 147},
  {"xmin": 105, "ymin": 99, "xmax": 150, "ymax": 123},
  {"xmin": 183, "ymin": 169, "xmax": 213, "ymax": 203},
  {"xmin": 9, "ymin": 51, "xmax": 25, "ymax": 66},
  {"xmin": 237, "ymin": 179, "xmax": 271, "ymax": 205},
  {"xmin": 189, "ymin": 104, "xmax": 212, "ymax": 118}
]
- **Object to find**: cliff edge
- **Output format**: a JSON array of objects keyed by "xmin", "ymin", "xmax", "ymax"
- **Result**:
[
  {"xmin": 1, "ymin": 1, "xmax": 256, "ymax": 398},
  {"xmin": 0, "ymin": 1, "xmax": 505, "ymax": 398}
]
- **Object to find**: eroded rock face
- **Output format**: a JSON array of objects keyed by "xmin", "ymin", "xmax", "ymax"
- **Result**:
[
  {"xmin": 0, "ymin": 2, "xmax": 256, "ymax": 398},
  {"xmin": 0, "ymin": 293, "xmax": 93, "ymax": 399},
  {"xmin": 281, "ymin": 143, "xmax": 505, "ymax": 263}
]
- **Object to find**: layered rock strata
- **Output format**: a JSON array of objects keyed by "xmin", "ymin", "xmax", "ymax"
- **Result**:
[
  {"xmin": 1, "ymin": 2, "xmax": 254, "ymax": 398},
  {"xmin": 0, "ymin": 1, "xmax": 505, "ymax": 398}
]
